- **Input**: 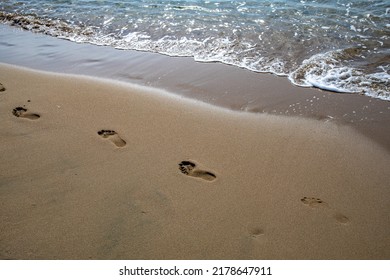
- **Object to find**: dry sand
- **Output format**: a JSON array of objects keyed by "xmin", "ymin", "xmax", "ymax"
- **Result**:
[{"xmin": 0, "ymin": 63, "xmax": 389, "ymax": 259}]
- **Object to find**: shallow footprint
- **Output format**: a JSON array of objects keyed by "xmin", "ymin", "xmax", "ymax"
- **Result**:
[
  {"xmin": 0, "ymin": 82, "xmax": 5, "ymax": 92},
  {"xmin": 178, "ymin": 160, "xmax": 216, "ymax": 182},
  {"xmin": 97, "ymin": 130, "xmax": 126, "ymax": 147},
  {"xmin": 248, "ymin": 227, "xmax": 265, "ymax": 239},
  {"xmin": 12, "ymin": 107, "xmax": 40, "ymax": 120},
  {"xmin": 332, "ymin": 213, "xmax": 350, "ymax": 224},
  {"xmin": 301, "ymin": 196, "xmax": 349, "ymax": 225}
]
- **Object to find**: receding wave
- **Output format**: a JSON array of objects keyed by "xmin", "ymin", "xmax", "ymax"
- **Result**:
[{"xmin": 1, "ymin": 2, "xmax": 389, "ymax": 101}]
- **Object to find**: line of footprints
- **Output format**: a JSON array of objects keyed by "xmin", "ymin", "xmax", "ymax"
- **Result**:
[{"xmin": 5, "ymin": 79, "xmax": 349, "ymax": 226}]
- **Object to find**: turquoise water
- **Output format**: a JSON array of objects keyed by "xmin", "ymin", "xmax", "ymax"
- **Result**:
[{"xmin": 1, "ymin": 0, "xmax": 389, "ymax": 100}]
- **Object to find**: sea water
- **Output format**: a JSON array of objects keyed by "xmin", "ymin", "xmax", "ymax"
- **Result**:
[{"xmin": 1, "ymin": 0, "xmax": 389, "ymax": 100}]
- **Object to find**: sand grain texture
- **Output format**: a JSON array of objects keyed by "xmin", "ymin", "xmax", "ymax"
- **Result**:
[{"xmin": 0, "ymin": 64, "xmax": 389, "ymax": 259}]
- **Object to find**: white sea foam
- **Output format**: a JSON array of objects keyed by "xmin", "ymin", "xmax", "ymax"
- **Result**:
[
  {"xmin": 289, "ymin": 50, "xmax": 390, "ymax": 100},
  {"xmin": 103, "ymin": 17, "xmax": 114, "ymax": 26},
  {"xmin": 1, "ymin": 0, "xmax": 389, "ymax": 101}
]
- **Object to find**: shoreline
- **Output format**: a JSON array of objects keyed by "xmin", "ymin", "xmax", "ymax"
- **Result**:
[
  {"xmin": 1, "ymin": 63, "xmax": 390, "ymax": 259},
  {"xmin": 0, "ymin": 24, "xmax": 389, "ymax": 151}
]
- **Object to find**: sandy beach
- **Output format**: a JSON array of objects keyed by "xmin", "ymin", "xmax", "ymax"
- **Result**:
[
  {"xmin": 0, "ymin": 63, "xmax": 389, "ymax": 259},
  {"xmin": 1, "ymin": 24, "xmax": 389, "ymax": 151}
]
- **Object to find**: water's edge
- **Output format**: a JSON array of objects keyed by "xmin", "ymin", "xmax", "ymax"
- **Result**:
[
  {"xmin": 1, "ymin": 24, "xmax": 389, "ymax": 150},
  {"xmin": 1, "ymin": 3, "xmax": 389, "ymax": 100}
]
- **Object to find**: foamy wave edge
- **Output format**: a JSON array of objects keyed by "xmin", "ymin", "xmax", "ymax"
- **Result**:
[
  {"xmin": 1, "ymin": 11, "xmax": 389, "ymax": 101},
  {"xmin": 289, "ymin": 49, "xmax": 390, "ymax": 101}
]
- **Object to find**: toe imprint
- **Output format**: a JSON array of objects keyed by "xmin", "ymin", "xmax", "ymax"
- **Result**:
[
  {"xmin": 98, "ymin": 130, "xmax": 116, "ymax": 137},
  {"xmin": 300, "ymin": 197, "xmax": 329, "ymax": 208},
  {"xmin": 97, "ymin": 130, "xmax": 126, "ymax": 147},
  {"xmin": 179, "ymin": 161, "xmax": 196, "ymax": 175},
  {"xmin": 178, "ymin": 160, "xmax": 216, "ymax": 182},
  {"xmin": 12, "ymin": 107, "xmax": 40, "ymax": 120}
]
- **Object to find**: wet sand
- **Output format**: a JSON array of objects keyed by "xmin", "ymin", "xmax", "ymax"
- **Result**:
[
  {"xmin": 0, "ymin": 63, "xmax": 389, "ymax": 259},
  {"xmin": 0, "ymin": 24, "xmax": 389, "ymax": 151}
]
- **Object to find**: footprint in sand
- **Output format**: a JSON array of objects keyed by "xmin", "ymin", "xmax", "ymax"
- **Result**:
[
  {"xmin": 300, "ymin": 197, "xmax": 350, "ymax": 224},
  {"xmin": 97, "ymin": 130, "xmax": 126, "ymax": 147},
  {"xmin": 178, "ymin": 160, "xmax": 216, "ymax": 182},
  {"xmin": 0, "ymin": 82, "xmax": 5, "ymax": 92},
  {"xmin": 248, "ymin": 227, "xmax": 265, "ymax": 239},
  {"xmin": 12, "ymin": 107, "xmax": 40, "ymax": 120}
]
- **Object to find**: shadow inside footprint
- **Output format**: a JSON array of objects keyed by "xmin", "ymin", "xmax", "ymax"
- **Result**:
[
  {"xmin": 301, "ymin": 196, "xmax": 350, "ymax": 225},
  {"xmin": 12, "ymin": 107, "xmax": 40, "ymax": 120},
  {"xmin": 0, "ymin": 83, "xmax": 5, "ymax": 92},
  {"xmin": 248, "ymin": 227, "xmax": 264, "ymax": 238},
  {"xmin": 97, "ymin": 130, "xmax": 126, "ymax": 147},
  {"xmin": 178, "ymin": 161, "xmax": 216, "ymax": 182}
]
